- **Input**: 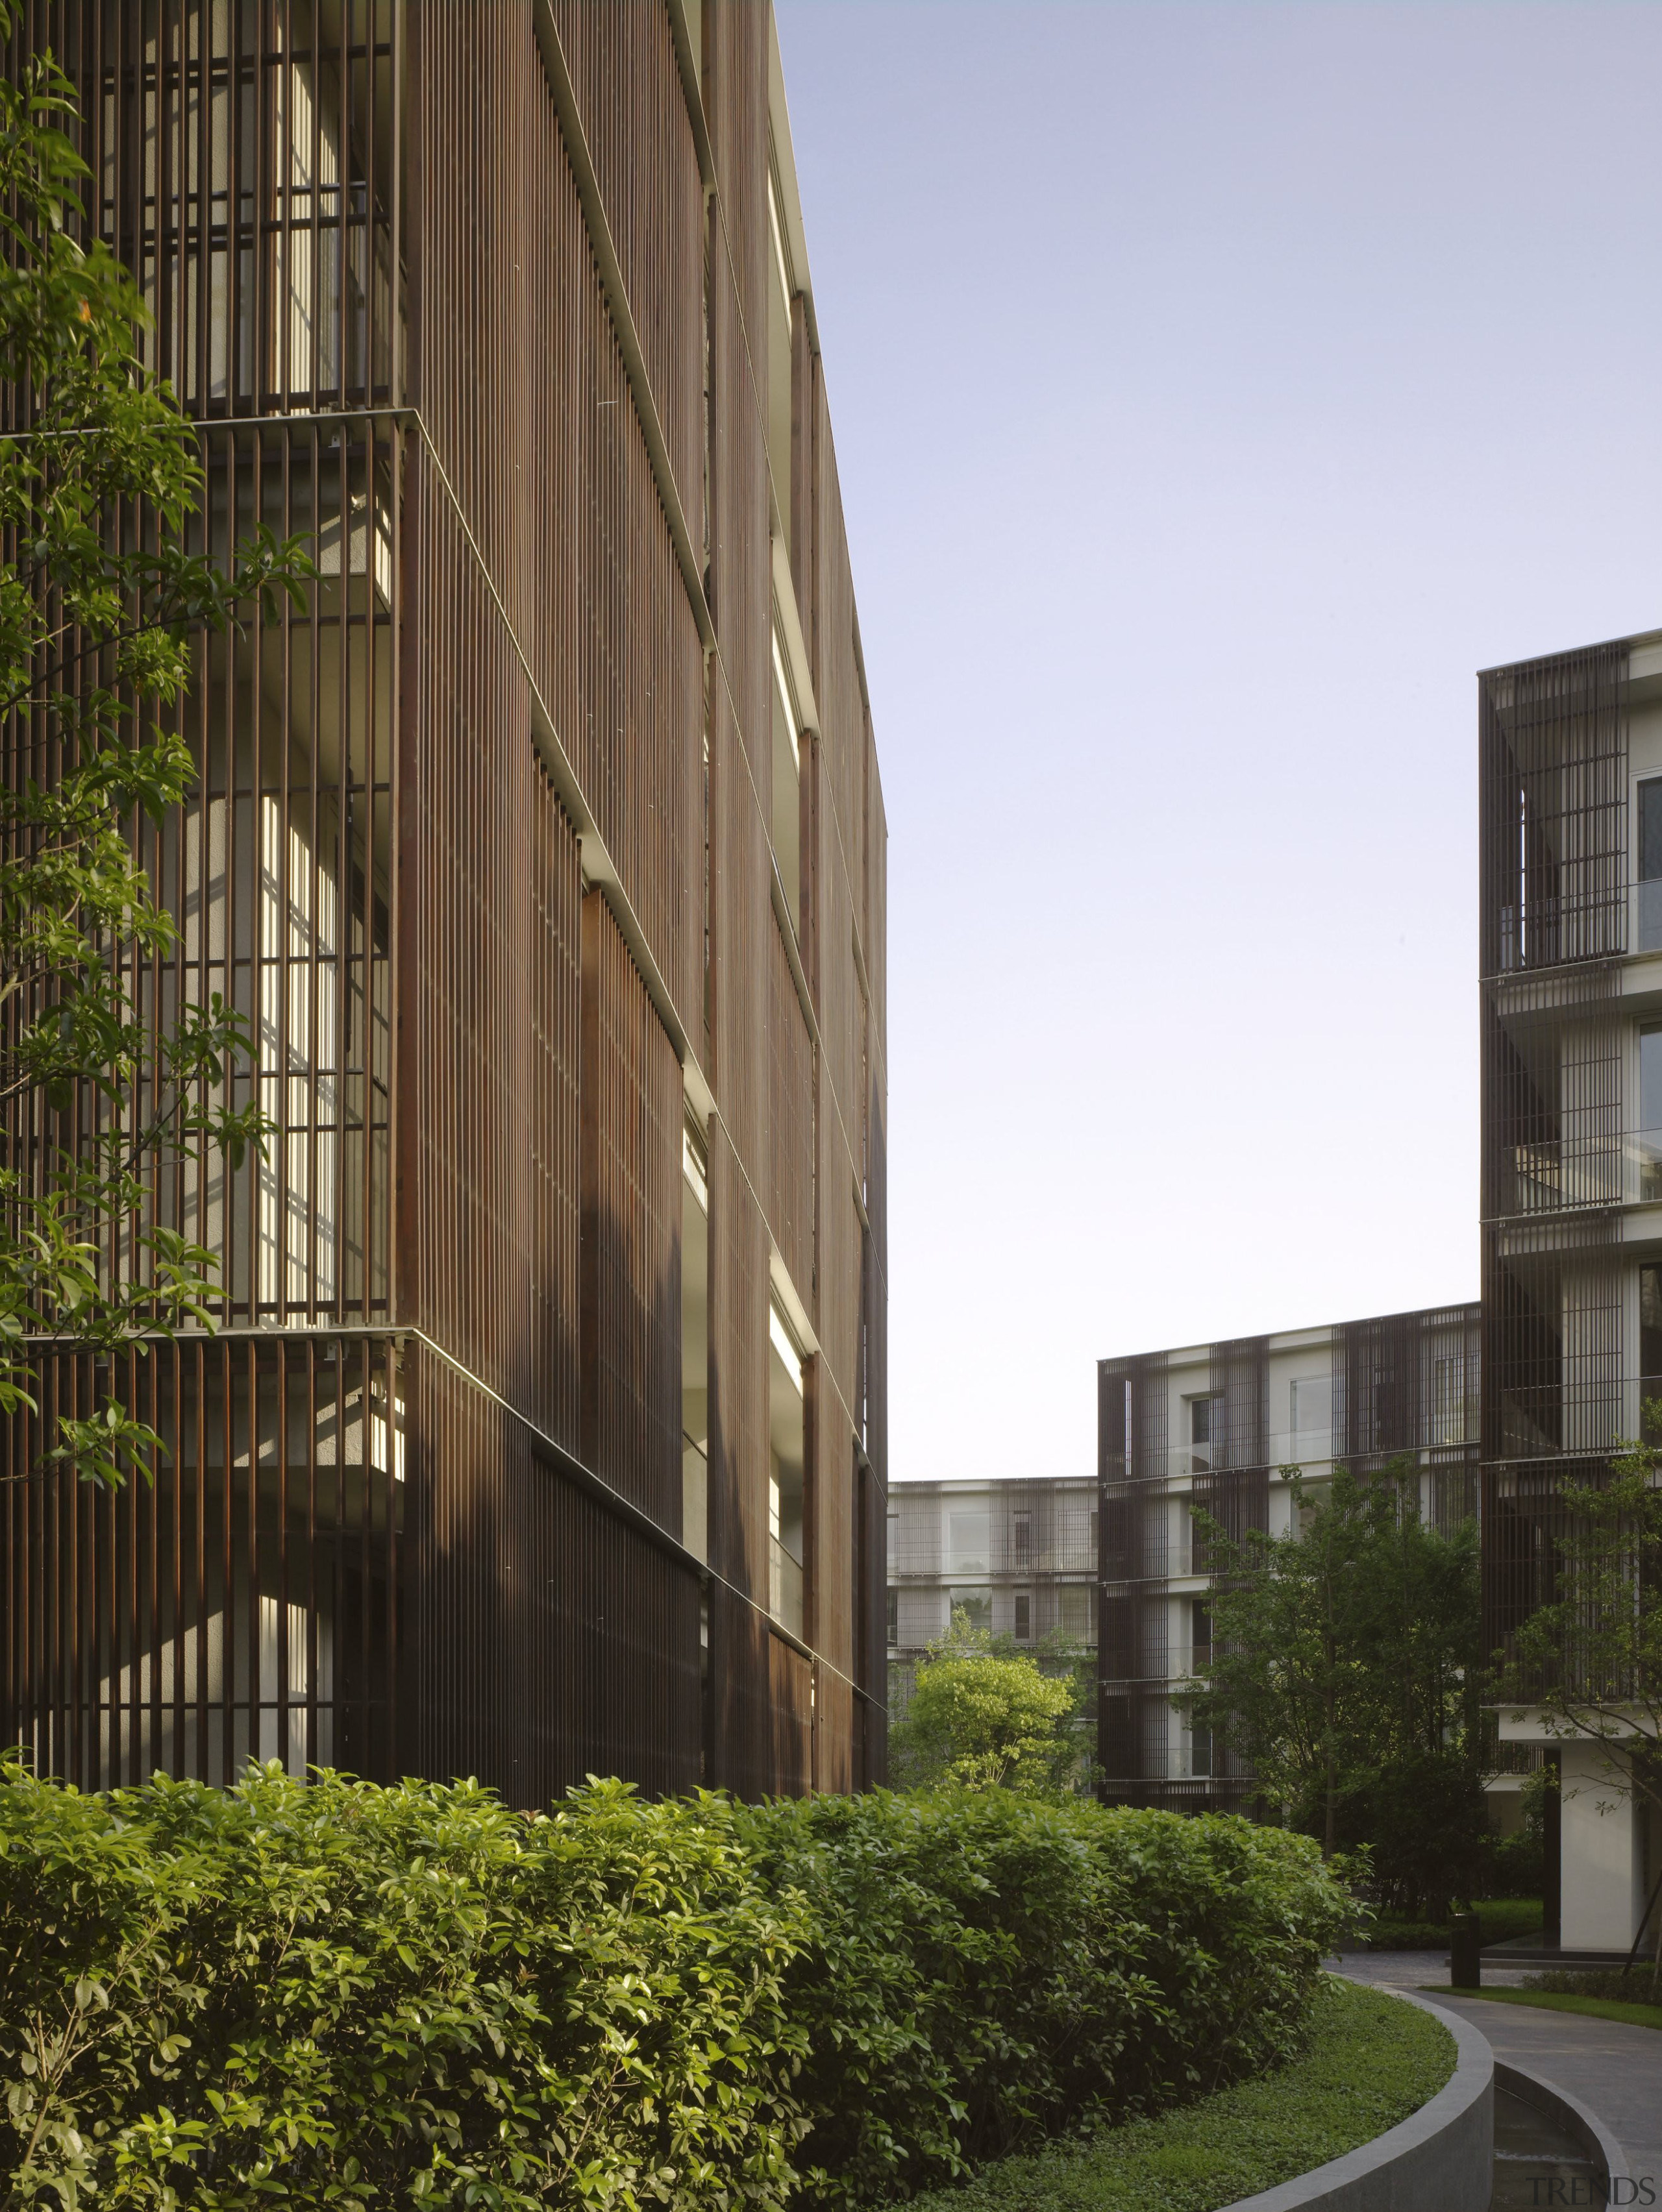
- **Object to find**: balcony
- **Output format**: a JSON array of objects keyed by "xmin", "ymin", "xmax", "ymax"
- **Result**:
[
  {"xmin": 1495, "ymin": 1373, "xmax": 1662, "ymax": 1464},
  {"xmin": 1502, "ymin": 1129, "xmax": 1662, "ymax": 1218}
]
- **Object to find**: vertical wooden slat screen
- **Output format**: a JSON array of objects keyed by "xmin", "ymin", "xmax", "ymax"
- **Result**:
[
  {"xmin": 6, "ymin": 1336, "xmax": 402, "ymax": 1791},
  {"xmin": 5, "ymin": 0, "xmax": 887, "ymax": 1805},
  {"xmin": 546, "ymin": 0, "xmax": 703, "ymax": 534},
  {"xmin": 707, "ymin": 1126, "xmax": 769, "ymax": 1606},
  {"xmin": 768, "ymin": 915, "xmax": 815, "ymax": 1300},
  {"xmin": 580, "ymin": 891, "xmax": 682, "ymax": 1526},
  {"xmin": 713, "ymin": 682, "xmax": 768, "ymax": 1184},
  {"xmin": 403, "ymin": 1342, "xmax": 701, "ymax": 1806}
]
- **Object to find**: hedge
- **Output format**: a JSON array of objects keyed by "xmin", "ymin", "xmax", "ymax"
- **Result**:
[{"xmin": 0, "ymin": 1761, "xmax": 1351, "ymax": 2211}]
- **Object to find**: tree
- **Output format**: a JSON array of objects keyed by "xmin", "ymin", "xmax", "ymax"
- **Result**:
[
  {"xmin": 0, "ymin": 31, "xmax": 307, "ymax": 1488},
  {"xmin": 890, "ymin": 1608, "xmax": 1080, "ymax": 1793},
  {"xmin": 1180, "ymin": 1462, "xmax": 1489, "ymax": 1915},
  {"xmin": 1498, "ymin": 1432, "xmax": 1662, "ymax": 1987}
]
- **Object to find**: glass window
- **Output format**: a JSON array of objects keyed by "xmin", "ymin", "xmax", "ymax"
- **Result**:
[
  {"xmin": 681, "ymin": 1124, "xmax": 710, "ymax": 1562},
  {"xmin": 947, "ymin": 1509, "xmax": 991, "ymax": 1575},
  {"xmin": 1012, "ymin": 1510, "xmax": 1032, "ymax": 1568},
  {"xmin": 1433, "ymin": 1355, "xmax": 1468, "ymax": 1445},
  {"xmin": 1013, "ymin": 1593, "xmax": 1031, "ymax": 1641},
  {"xmin": 1639, "ymin": 783, "xmax": 1662, "ymax": 950},
  {"xmin": 886, "ymin": 1588, "xmax": 898, "ymax": 1647},
  {"xmin": 1191, "ymin": 1599, "xmax": 1211, "ymax": 1670},
  {"xmin": 948, "ymin": 1587, "xmax": 991, "ymax": 1635},
  {"xmin": 1641, "ymin": 781, "xmax": 1662, "ymax": 883},
  {"xmin": 1642, "ymin": 1265, "xmax": 1662, "ymax": 1394},
  {"xmin": 1641, "ymin": 1027, "xmax": 1662, "ymax": 1135},
  {"xmin": 1290, "ymin": 1375, "xmax": 1331, "ymax": 1454},
  {"xmin": 1060, "ymin": 1584, "xmax": 1096, "ymax": 1643},
  {"xmin": 1189, "ymin": 1395, "xmax": 1215, "ymax": 1445},
  {"xmin": 771, "ymin": 635, "xmax": 802, "ymax": 930},
  {"xmin": 767, "ymin": 1301, "xmax": 805, "ymax": 1636}
]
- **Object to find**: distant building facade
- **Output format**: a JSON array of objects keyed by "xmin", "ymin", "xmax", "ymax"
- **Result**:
[
  {"xmin": 886, "ymin": 1477, "xmax": 1098, "ymax": 1717},
  {"xmin": 1481, "ymin": 625, "xmax": 1662, "ymax": 1952},
  {"xmin": 1097, "ymin": 1306, "xmax": 1482, "ymax": 1813}
]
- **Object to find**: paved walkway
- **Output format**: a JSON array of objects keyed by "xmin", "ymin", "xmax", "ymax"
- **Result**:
[{"xmin": 1335, "ymin": 1950, "xmax": 1662, "ymax": 2189}]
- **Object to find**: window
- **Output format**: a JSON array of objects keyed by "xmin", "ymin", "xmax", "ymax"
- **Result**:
[
  {"xmin": 1643, "ymin": 1265, "xmax": 1662, "ymax": 1399},
  {"xmin": 771, "ymin": 634, "xmax": 803, "ymax": 933},
  {"xmin": 1189, "ymin": 1723, "xmax": 1213, "ymax": 1780},
  {"xmin": 1191, "ymin": 1599, "xmax": 1211, "ymax": 1673},
  {"xmin": 681, "ymin": 1124, "xmax": 710, "ymax": 1561},
  {"xmin": 765, "ymin": 168, "xmax": 795, "ymax": 550},
  {"xmin": 948, "ymin": 1587, "xmax": 991, "ymax": 1635},
  {"xmin": 1013, "ymin": 1592, "xmax": 1032, "ymax": 1641},
  {"xmin": 947, "ymin": 1508, "xmax": 991, "ymax": 1575},
  {"xmin": 1640, "ymin": 780, "xmax": 1662, "ymax": 950},
  {"xmin": 886, "ymin": 1588, "xmax": 899, "ymax": 1647},
  {"xmin": 1060, "ymin": 1584, "xmax": 1096, "ymax": 1645},
  {"xmin": 1187, "ymin": 1394, "xmax": 1222, "ymax": 1469},
  {"xmin": 1289, "ymin": 1375, "xmax": 1331, "ymax": 1458},
  {"xmin": 1433, "ymin": 1354, "xmax": 1468, "ymax": 1445},
  {"xmin": 768, "ymin": 1301, "xmax": 805, "ymax": 1636},
  {"xmin": 1642, "ymin": 1024, "xmax": 1662, "ymax": 1144},
  {"xmin": 1012, "ymin": 1510, "xmax": 1032, "ymax": 1569}
]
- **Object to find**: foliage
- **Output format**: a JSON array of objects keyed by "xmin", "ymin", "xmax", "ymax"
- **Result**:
[
  {"xmin": 1179, "ymin": 1462, "xmax": 1489, "ymax": 1913},
  {"xmin": 1525, "ymin": 1966, "xmax": 1662, "ymax": 2006},
  {"xmin": 900, "ymin": 1980, "xmax": 1455, "ymax": 2212},
  {"xmin": 1361, "ymin": 1899, "xmax": 1539, "ymax": 1951},
  {"xmin": 0, "ymin": 29, "xmax": 308, "ymax": 1487},
  {"xmin": 0, "ymin": 1762, "xmax": 1354, "ymax": 2211},
  {"xmin": 1485, "ymin": 1767, "xmax": 1549, "ymax": 1901},
  {"xmin": 0, "ymin": 1762, "xmax": 810, "ymax": 2212},
  {"xmin": 1496, "ymin": 1429, "xmax": 1662, "ymax": 1989},
  {"xmin": 733, "ymin": 1789, "xmax": 1351, "ymax": 2208},
  {"xmin": 889, "ymin": 1608, "xmax": 1084, "ymax": 1793}
]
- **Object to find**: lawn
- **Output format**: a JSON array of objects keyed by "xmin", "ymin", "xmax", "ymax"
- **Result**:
[
  {"xmin": 1431, "ymin": 1985, "xmax": 1662, "ymax": 2034},
  {"xmin": 901, "ymin": 1979, "xmax": 1454, "ymax": 2212}
]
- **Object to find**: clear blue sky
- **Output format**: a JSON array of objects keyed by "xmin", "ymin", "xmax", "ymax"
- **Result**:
[{"xmin": 772, "ymin": 0, "xmax": 1662, "ymax": 1488}]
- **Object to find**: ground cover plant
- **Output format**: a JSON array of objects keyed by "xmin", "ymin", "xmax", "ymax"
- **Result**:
[
  {"xmin": 0, "ymin": 1761, "xmax": 1352, "ymax": 2211},
  {"xmin": 899, "ymin": 1980, "xmax": 1454, "ymax": 2212},
  {"xmin": 1360, "ymin": 1896, "xmax": 1542, "ymax": 1951}
]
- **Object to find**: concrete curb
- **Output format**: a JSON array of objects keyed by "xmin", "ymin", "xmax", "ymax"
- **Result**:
[
  {"xmin": 1220, "ymin": 1989, "xmax": 1493, "ymax": 2212},
  {"xmin": 1493, "ymin": 2058, "xmax": 1631, "ymax": 2200}
]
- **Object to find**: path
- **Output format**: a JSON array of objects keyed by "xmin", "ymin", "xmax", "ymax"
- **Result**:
[{"xmin": 1335, "ymin": 1948, "xmax": 1662, "ymax": 2189}]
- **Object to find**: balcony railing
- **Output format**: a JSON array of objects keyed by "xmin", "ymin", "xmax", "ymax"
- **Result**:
[
  {"xmin": 1135, "ymin": 1426, "xmax": 1474, "ymax": 1484},
  {"xmin": 1502, "ymin": 1128, "xmax": 1662, "ymax": 1216},
  {"xmin": 1495, "ymin": 1373, "xmax": 1662, "ymax": 1464}
]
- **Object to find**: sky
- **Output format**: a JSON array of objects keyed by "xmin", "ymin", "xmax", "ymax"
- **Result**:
[{"xmin": 771, "ymin": 0, "xmax": 1662, "ymax": 1490}]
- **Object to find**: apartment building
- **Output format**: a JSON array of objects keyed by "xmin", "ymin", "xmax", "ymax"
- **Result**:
[
  {"xmin": 2, "ymin": 1, "xmax": 887, "ymax": 1804},
  {"xmin": 885, "ymin": 1477, "xmax": 1098, "ymax": 1717},
  {"xmin": 1097, "ymin": 1306, "xmax": 1482, "ymax": 1812},
  {"xmin": 1481, "ymin": 627, "xmax": 1662, "ymax": 1952}
]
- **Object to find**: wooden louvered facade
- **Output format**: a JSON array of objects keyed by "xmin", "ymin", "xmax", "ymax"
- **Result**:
[{"xmin": 3, "ymin": 0, "xmax": 889, "ymax": 1804}]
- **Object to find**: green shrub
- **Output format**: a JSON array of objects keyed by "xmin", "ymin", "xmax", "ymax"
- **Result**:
[
  {"xmin": 1526, "ymin": 1966, "xmax": 1662, "ymax": 2002},
  {"xmin": 734, "ymin": 1790, "xmax": 1350, "ymax": 2207},
  {"xmin": 0, "ymin": 1763, "xmax": 808, "ymax": 2211},
  {"xmin": 0, "ymin": 1763, "xmax": 1351, "ymax": 2211}
]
